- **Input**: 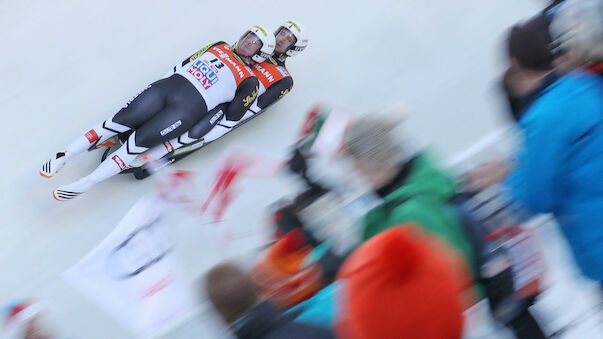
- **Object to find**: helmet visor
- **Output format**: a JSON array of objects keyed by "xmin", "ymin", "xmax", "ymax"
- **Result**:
[
  {"xmin": 236, "ymin": 32, "xmax": 263, "ymax": 57},
  {"xmin": 275, "ymin": 27, "xmax": 297, "ymax": 54}
]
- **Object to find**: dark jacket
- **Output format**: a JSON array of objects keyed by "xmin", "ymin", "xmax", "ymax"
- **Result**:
[{"xmin": 231, "ymin": 301, "xmax": 335, "ymax": 339}]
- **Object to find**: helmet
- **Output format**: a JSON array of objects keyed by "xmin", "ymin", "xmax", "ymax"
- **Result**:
[
  {"xmin": 274, "ymin": 20, "xmax": 309, "ymax": 57},
  {"xmin": 549, "ymin": 0, "xmax": 603, "ymax": 64},
  {"xmin": 236, "ymin": 25, "xmax": 276, "ymax": 63}
]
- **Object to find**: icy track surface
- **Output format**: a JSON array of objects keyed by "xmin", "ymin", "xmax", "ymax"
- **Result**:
[{"xmin": 1, "ymin": 0, "xmax": 601, "ymax": 338}]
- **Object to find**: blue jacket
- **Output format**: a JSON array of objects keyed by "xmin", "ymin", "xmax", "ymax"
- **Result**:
[
  {"xmin": 505, "ymin": 70, "xmax": 603, "ymax": 281},
  {"xmin": 287, "ymin": 282, "xmax": 340, "ymax": 330}
]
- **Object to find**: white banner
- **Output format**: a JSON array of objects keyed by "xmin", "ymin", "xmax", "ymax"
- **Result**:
[{"xmin": 62, "ymin": 195, "xmax": 196, "ymax": 337}]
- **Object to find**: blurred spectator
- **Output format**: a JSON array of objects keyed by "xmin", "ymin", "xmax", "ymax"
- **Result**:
[
  {"xmin": 286, "ymin": 282, "xmax": 340, "ymax": 330},
  {"xmin": 549, "ymin": 0, "xmax": 603, "ymax": 75},
  {"xmin": 341, "ymin": 110, "xmax": 482, "ymax": 302},
  {"xmin": 205, "ymin": 262, "xmax": 334, "ymax": 339},
  {"xmin": 545, "ymin": 0, "xmax": 566, "ymax": 12},
  {"xmin": 2, "ymin": 300, "xmax": 54, "ymax": 339},
  {"xmin": 335, "ymin": 225, "xmax": 465, "ymax": 339},
  {"xmin": 453, "ymin": 187, "xmax": 547, "ymax": 339},
  {"xmin": 501, "ymin": 13, "xmax": 558, "ymax": 121},
  {"xmin": 250, "ymin": 229, "xmax": 325, "ymax": 309},
  {"xmin": 468, "ymin": 0, "xmax": 603, "ymax": 285},
  {"xmin": 286, "ymin": 223, "xmax": 477, "ymax": 333},
  {"xmin": 268, "ymin": 184, "xmax": 346, "ymax": 285},
  {"xmin": 342, "ymin": 110, "xmax": 551, "ymax": 337}
]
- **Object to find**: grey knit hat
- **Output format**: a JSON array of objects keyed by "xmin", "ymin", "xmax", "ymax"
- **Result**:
[
  {"xmin": 343, "ymin": 110, "xmax": 406, "ymax": 170},
  {"xmin": 550, "ymin": 0, "xmax": 603, "ymax": 64}
]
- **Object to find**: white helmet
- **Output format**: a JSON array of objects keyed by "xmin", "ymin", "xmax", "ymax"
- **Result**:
[
  {"xmin": 274, "ymin": 20, "xmax": 309, "ymax": 57},
  {"xmin": 550, "ymin": 0, "xmax": 603, "ymax": 64},
  {"xmin": 236, "ymin": 25, "xmax": 276, "ymax": 63}
]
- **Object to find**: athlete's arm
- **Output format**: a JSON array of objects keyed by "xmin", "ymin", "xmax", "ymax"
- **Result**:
[
  {"xmin": 223, "ymin": 77, "xmax": 260, "ymax": 122},
  {"xmin": 257, "ymin": 77, "xmax": 293, "ymax": 110}
]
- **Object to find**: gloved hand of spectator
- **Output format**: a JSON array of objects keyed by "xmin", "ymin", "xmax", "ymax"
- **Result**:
[{"xmin": 289, "ymin": 147, "xmax": 309, "ymax": 178}]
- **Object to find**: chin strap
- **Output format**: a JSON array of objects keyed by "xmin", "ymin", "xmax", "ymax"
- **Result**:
[
  {"xmin": 275, "ymin": 54, "xmax": 287, "ymax": 63},
  {"xmin": 232, "ymin": 51, "xmax": 253, "ymax": 66}
]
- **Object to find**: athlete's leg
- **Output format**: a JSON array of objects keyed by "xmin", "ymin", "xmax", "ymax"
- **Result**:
[
  {"xmin": 70, "ymin": 77, "xmax": 177, "ymax": 153},
  {"xmin": 138, "ymin": 102, "xmax": 257, "ymax": 164},
  {"xmin": 142, "ymin": 104, "xmax": 227, "ymax": 162},
  {"xmin": 53, "ymin": 95, "xmax": 207, "ymax": 200},
  {"xmin": 202, "ymin": 100, "xmax": 259, "ymax": 144},
  {"xmin": 41, "ymin": 76, "xmax": 179, "ymax": 178},
  {"xmin": 202, "ymin": 109, "xmax": 256, "ymax": 143}
]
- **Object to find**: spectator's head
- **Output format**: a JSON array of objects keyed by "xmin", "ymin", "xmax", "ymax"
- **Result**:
[
  {"xmin": 24, "ymin": 317, "xmax": 51, "ymax": 339},
  {"xmin": 205, "ymin": 262, "xmax": 259, "ymax": 324},
  {"xmin": 508, "ymin": 16, "xmax": 556, "ymax": 72},
  {"xmin": 550, "ymin": 0, "xmax": 603, "ymax": 70},
  {"xmin": 335, "ymin": 225, "xmax": 464, "ymax": 339},
  {"xmin": 504, "ymin": 16, "xmax": 557, "ymax": 97},
  {"xmin": 2, "ymin": 300, "xmax": 52, "ymax": 339},
  {"xmin": 342, "ymin": 110, "xmax": 407, "ymax": 189}
]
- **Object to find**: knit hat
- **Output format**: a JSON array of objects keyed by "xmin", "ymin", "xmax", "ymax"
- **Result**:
[
  {"xmin": 335, "ymin": 225, "xmax": 464, "ymax": 339},
  {"xmin": 550, "ymin": 0, "xmax": 603, "ymax": 65},
  {"xmin": 342, "ymin": 108, "xmax": 407, "ymax": 171},
  {"xmin": 508, "ymin": 14, "xmax": 556, "ymax": 71}
]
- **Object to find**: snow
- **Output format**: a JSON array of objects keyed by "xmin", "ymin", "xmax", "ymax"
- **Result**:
[{"xmin": 2, "ymin": 0, "xmax": 600, "ymax": 338}]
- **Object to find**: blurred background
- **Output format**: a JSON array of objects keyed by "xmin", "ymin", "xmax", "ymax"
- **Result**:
[{"xmin": 1, "ymin": 0, "xmax": 601, "ymax": 338}]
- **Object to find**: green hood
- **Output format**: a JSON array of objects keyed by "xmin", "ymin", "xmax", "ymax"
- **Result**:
[
  {"xmin": 381, "ymin": 154, "xmax": 457, "ymax": 206},
  {"xmin": 360, "ymin": 153, "xmax": 482, "ymax": 298}
]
